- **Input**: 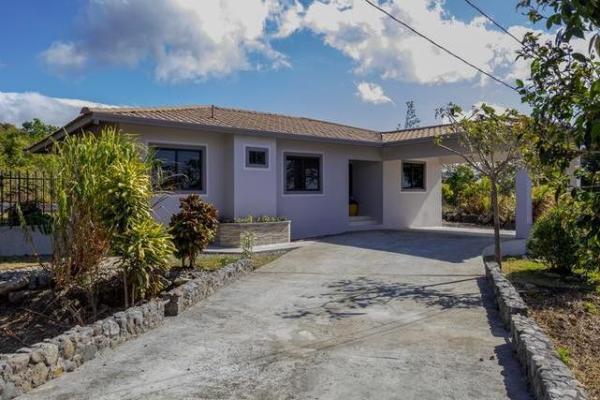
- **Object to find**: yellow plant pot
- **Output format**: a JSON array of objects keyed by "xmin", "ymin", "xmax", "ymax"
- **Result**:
[{"xmin": 349, "ymin": 203, "xmax": 359, "ymax": 216}]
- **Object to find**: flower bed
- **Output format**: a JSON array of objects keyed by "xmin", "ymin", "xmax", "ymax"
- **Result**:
[{"xmin": 216, "ymin": 220, "xmax": 290, "ymax": 248}]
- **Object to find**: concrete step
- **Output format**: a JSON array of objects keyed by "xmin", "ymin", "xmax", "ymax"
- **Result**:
[{"xmin": 349, "ymin": 216, "xmax": 379, "ymax": 226}]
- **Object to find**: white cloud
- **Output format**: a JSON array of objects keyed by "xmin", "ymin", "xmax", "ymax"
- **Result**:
[
  {"xmin": 285, "ymin": 0, "xmax": 547, "ymax": 86},
  {"xmin": 40, "ymin": 41, "xmax": 87, "ymax": 71},
  {"xmin": 41, "ymin": 0, "xmax": 296, "ymax": 83},
  {"xmin": 0, "ymin": 91, "xmax": 112, "ymax": 127},
  {"xmin": 355, "ymin": 82, "xmax": 393, "ymax": 104}
]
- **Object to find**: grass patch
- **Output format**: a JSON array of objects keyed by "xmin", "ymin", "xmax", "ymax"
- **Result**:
[
  {"xmin": 0, "ymin": 256, "xmax": 50, "ymax": 271},
  {"xmin": 171, "ymin": 251, "xmax": 286, "ymax": 271},
  {"xmin": 556, "ymin": 346, "xmax": 571, "ymax": 366},
  {"xmin": 502, "ymin": 257, "xmax": 600, "ymax": 398}
]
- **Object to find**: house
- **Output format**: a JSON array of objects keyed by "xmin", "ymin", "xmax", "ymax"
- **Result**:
[{"xmin": 29, "ymin": 105, "xmax": 533, "ymax": 240}]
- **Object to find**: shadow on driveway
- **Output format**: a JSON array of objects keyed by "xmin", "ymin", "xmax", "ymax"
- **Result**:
[{"xmin": 278, "ymin": 276, "xmax": 483, "ymax": 320}]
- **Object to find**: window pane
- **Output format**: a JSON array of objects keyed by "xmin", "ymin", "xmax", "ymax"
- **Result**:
[
  {"xmin": 248, "ymin": 149, "xmax": 267, "ymax": 166},
  {"xmin": 303, "ymin": 158, "xmax": 320, "ymax": 190},
  {"xmin": 286, "ymin": 157, "xmax": 299, "ymax": 191},
  {"xmin": 285, "ymin": 155, "xmax": 321, "ymax": 192},
  {"xmin": 402, "ymin": 162, "xmax": 424, "ymax": 190},
  {"xmin": 154, "ymin": 148, "xmax": 204, "ymax": 191},
  {"xmin": 177, "ymin": 150, "xmax": 203, "ymax": 190}
]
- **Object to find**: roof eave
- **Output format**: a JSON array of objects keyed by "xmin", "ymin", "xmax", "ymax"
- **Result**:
[{"xmin": 87, "ymin": 112, "xmax": 385, "ymax": 147}]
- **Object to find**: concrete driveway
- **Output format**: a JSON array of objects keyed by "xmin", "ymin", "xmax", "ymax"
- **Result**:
[{"xmin": 23, "ymin": 230, "xmax": 531, "ymax": 400}]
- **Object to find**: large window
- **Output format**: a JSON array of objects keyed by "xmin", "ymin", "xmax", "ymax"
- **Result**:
[
  {"xmin": 154, "ymin": 146, "xmax": 205, "ymax": 192},
  {"xmin": 402, "ymin": 161, "xmax": 425, "ymax": 191},
  {"xmin": 285, "ymin": 153, "xmax": 322, "ymax": 193}
]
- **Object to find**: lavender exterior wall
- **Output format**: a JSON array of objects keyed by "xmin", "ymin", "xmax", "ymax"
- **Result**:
[
  {"xmin": 120, "ymin": 123, "xmax": 234, "ymax": 222},
  {"xmin": 233, "ymin": 135, "xmax": 277, "ymax": 218},
  {"xmin": 276, "ymin": 139, "xmax": 381, "ymax": 239},
  {"xmin": 115, "ymin": 124, "xmax": 446, "ymax": 240}
]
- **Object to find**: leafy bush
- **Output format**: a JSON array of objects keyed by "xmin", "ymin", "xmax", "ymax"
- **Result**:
[
  {"xmin": 240, "ymin": 231, "xmax": 255, "ymax": 260},
  {"xmin": 169, "ymin": 195, "xmax": 219, "ymax": 268},
  {"xmin": 52, "ymin": 128, "xmax": 174, "ymax": 313},
  {"xmin": 119, "ymin": 218, "xmax": 175, "ymax": 302},
  {"xmin": 527, "ymin": 205, "xmax": 578, "ymax": 274},
  {"xmin": 532, "ymin": 184, "xmax": 555, "ymax": 221}
]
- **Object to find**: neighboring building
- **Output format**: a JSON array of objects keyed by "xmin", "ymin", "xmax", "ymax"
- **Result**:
[{"xmin": 28, "ymin": 105, "xmax": 498, "ymax": 239}]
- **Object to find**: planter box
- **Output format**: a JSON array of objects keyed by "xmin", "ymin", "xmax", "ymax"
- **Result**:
[{"xmin": 216, "ymin": 220, "xmax": 291, "ymax": 248}]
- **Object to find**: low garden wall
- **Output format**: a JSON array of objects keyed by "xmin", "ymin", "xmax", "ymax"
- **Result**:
[
  {"xmin": 0, "ymin": 259, "xmax": 254, "ymax": 399},
  {"xmin": 484, "ymin": 258, "xmax": 588, "ymax": 400},
  {"xmin": 216, "ymin": 220, "xmax": 290, "ymax": 248},
  {"xmin": 0, "ymin": 227, "xmax": 52, "ymax": 257}
]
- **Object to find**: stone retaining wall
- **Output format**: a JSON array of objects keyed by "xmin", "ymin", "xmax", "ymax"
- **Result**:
[
  {"xmin": 483, "ymin": 258, "xmax": 588, "ymax": 400},
  {"xmin": 216, "ymin": 221, "xmax": 290, "ymax": 248},
  {"xmin": 0, "ymin": 258, "xmax": 254, "ymax": 399},
  {"xmin": 163, "ymin": 259, "xmax": 253, "ymax": 316},
  {"xmin": 484, "ymin": 260, "xmax": 528, "ymax": 327}
]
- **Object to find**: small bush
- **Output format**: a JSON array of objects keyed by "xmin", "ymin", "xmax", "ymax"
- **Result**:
[
  {"xmin": 240, "ymin": 231, "xmax": 255, "ymax": 260},
  {"xmin": 527, "ymin": 205, "xmax": 578, "ymax": 274},
  {"xmin": 169, "ymin": 195, "xmax": 219, "ymax": 268}
]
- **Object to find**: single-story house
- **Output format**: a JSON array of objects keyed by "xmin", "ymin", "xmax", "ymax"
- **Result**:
[{"xmin": 29, "ymin": 105, "xmax": 534, "ymax": 240}]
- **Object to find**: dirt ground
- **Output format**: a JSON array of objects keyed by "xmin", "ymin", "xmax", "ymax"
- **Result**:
[{"xmin": 505, "ymin": 259, "xmax": 600, "ymax": 400}]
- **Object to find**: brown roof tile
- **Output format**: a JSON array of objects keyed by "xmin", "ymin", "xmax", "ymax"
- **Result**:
[
  {"xmin": 29, "ymin": 105, "xmax": 453, "ymax": 152},
  {"xmin": 85, "ymin": 105, "xmax": 383, "ymax": 143},
  {"xmin": 381, "ymin": 124, "xmax": 453, "ymax": 143}
]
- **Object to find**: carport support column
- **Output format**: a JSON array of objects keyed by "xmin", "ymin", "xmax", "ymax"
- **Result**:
[{"xmin": 515, "ymin": 169, "xmax": 532, "ymax": 239}]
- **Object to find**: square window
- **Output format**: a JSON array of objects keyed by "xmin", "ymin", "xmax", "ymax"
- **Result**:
[
  {"xmin": 154, "ymin": 146, "xmax": 205, "ymax": 192},
  {"xmin": 246, "ymin": 147, "xmax": 269, "ymax": 168},
  {"xmin": 402, "ymin": 162, "xmax": 426, "ymax": 191},
  {"xmin": 284, "ymin": 153, "xmax": 322, "ymax": 193}
]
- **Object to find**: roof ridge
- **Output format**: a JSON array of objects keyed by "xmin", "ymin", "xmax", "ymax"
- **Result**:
[
  {"xmin": 213, "ymin": 106, "xmax": 378, "ymax": 134},
  {"xmin": 379, "ymin": 123, "xmax": 451, "ymax": 134},
  {"xmin": 82, "ymin": 104, "xmax": 211, "ymax": 114}
]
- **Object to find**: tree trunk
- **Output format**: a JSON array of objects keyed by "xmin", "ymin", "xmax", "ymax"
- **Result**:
[
  {"xmin": 123, "ymin": 270, "xmax": 129, "ymax": 309},
  {"xmin": 490, "ymin": 177, "xmax": 502, "ymax": 267}
]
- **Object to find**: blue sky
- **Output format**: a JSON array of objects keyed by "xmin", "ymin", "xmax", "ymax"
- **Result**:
[{"xmin": 0, "ymin": 0, "xmax": 540, "ymax": 131}]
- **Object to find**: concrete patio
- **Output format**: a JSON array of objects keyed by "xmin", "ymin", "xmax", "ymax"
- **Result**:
[{"xmin": 22, "ymin": 230, "xmax": 531, "ymax": 400}]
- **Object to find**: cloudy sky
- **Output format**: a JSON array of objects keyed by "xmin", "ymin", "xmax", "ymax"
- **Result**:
[{"xmin": 1, "ymin": 0, "xmax": 542, "ymax": 130}]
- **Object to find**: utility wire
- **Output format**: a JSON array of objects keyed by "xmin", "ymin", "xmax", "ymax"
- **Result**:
[
  {"xmin": 362, "ymin": 0, "xmax": 517, "ymax": 91},
  {"xmin": 462, "ymin": 0, "xmax": 523, "ymax": 45}
]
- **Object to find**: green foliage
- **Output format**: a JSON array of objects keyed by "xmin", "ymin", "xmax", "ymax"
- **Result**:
[
  {"xmin": 517, "ymin": 0, "xmax": 600, "ymax": 278},
  {"xmin": 556, "ymin": 346, "xmax": 571, "ymax": 366},
  {"xmin": 52, "ymin": 127, "xmax": 174, "ymax": 311},
  {"xmin": 169, "ymin": 194, "xmax": 219, "ymax": 268},
  {"xmin": 527, "ymin": 205, "xmax": 579, "ymax": 274},
  {"xmin": 119, "ymin": 218, "xmax": 175, "ymax": 301},
  {"xmin": 0, "ymin": 119, "xmax": 56, "ymax": 171},
  {"xmin": 436, "ymin": 103, "xmax": 533, "ymax": 265},
  {"xmin": 240, "ymin": 231, "xmax": 255, "ymax": 260}
]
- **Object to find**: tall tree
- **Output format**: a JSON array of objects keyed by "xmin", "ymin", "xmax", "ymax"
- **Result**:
[
  {"xmin": 435, "ymin": 104, "xmax": 532, "ymax": 265},
  {"xmin": 517, "ymin": 0, "xmax": 600, "ymax": 272},
  {"xmin": 404, "ymin": 100, "xmax": 421, "ymax": 129}
]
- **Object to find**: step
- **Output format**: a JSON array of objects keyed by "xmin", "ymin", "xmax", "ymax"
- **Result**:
[{"xmin": 349, "ymin": 216, "xmax": 379, "ymax": 226}]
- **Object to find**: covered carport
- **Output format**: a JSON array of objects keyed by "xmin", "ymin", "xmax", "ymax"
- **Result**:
[{"xmin": 381, "ymin": 128, "xmax": 533, "ymax": 239}]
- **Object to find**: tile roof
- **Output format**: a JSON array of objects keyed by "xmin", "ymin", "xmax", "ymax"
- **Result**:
[
  {"xmin": 29, "ymin": 105, "xmax": 453, "ymax": 152},
  {"xmin": 83, "ymin": 105, "xmax": 384, "ymax": 143},
  {"xmin": 381, "ymin": 124, "xmax": 453, "ymax": 143}
]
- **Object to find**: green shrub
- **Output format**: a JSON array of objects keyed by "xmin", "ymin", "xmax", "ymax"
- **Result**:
[
  {"xmin": 52, "ymin": 128, "xmax": 174, "ymax": 312},
  {"xmin": 169, "ymin": 194, "xmax": 219, "ymax": 268},
  {"xmin": 240, "ymin": 231, "xmax": 255, "ymax": 260},
  {"xmin": 527, "ymin": 205, "xmax": 578, "ymax": 274},
  {"xmin": 119, "ymin": 218, "xmax": 175, "ymax": 302}
]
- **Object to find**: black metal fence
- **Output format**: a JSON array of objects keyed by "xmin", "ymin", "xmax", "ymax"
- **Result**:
[{"xmin": 0, "ymin": 170, "xmax": 55, "ymax": 226}]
